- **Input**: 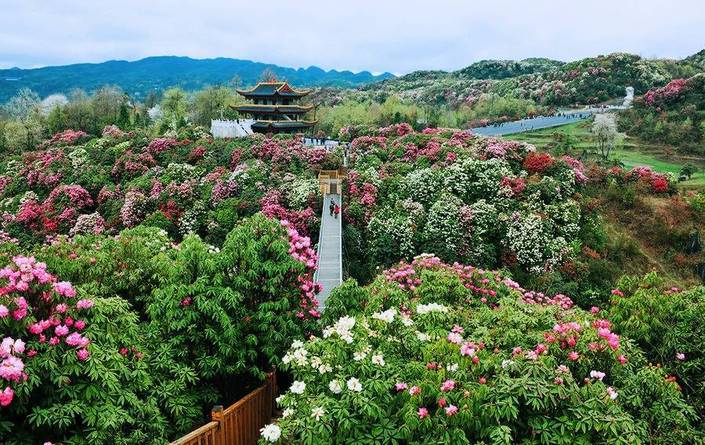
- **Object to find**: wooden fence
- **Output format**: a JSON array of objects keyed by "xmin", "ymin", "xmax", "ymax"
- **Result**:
[{"xmin": 171, "ymin": 372, "xmax": 277, "ymax": 445}]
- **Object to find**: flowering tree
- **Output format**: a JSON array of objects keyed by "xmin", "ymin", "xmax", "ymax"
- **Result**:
[{"xmin": 592, "ymin": 113, "xmax": 619, "ymax": 160}]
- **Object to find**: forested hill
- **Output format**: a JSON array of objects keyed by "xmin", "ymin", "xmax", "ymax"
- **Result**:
[
  {"xmin": 360, "ymin": 51, "xmax": 704, "ymax": 107},
  {"xmin": 0, "ymin": 56, "xmax": 395, "ymax": 102}
]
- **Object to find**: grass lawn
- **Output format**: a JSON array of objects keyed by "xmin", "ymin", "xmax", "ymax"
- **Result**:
[{"xmin": 504, "ymin": 121, "xmax": 705, "ymax": 188}]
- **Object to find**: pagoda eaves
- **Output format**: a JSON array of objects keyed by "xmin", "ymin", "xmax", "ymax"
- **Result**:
[{"xmin": 234, "ymin": 81, "xmax": 317, "ymax": 134}]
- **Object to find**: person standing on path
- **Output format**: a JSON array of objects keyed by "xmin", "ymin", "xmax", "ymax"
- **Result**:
[
  {"xmin": 329, "ymin": 199, "xmax": 335, "ymax": 216},
  {"xmin": 334, "ymin": 203, "xmax": 340, "ymax": 219}
]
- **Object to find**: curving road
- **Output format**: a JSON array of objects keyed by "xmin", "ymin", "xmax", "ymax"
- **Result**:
[{"xmin": 470, "ymin": 112, "xmax": 594, "ymax": 137}]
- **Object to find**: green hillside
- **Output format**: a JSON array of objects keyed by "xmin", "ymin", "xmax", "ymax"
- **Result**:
[{"xmin": 0, "ymin": 56, "xmax": 394, "ymax": 103}]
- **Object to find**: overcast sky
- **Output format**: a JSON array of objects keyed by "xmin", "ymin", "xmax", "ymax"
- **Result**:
[{"xmin": 1, "ymin": 0, "xmax": 704, "ymax": 74}]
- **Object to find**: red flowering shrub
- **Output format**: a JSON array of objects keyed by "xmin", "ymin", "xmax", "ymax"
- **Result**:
[
  {"xmin": 187, "ymin": 145, "xmax": 207, "ymax": 162},
  {"xmin": 522, "ymin": 151, "xmax": 555, "ymax": 174},
  {"xmin": 500, "ymin": 176, "xmax": 526, "ymax": 196},
  {"xmin": 651, "ymin": 176, "xmax": 670, "ymax": 193}
]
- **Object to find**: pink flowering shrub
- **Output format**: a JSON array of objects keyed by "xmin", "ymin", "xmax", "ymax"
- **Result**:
[
  {"xmin": 146, "ymin": 137, "xmax": 179, "ymax": 154},
  {"xmin": 260, "ymin": 190, "xmax": 317, "ymax": 237},
  {"xmin": 643, "ymin": 78, "xmax": 689, "ymax": 107},
  {"xmin": 111, "ymin": 149, "xmax": 157, "ymax": 179},
  {"xmin": 378, "ymin": 122, "xmax": 413, "ymax": 137},
  {"xmin": 0, "ymin": 256, "xmax": 90, "ymax": 410},
  {"xmin": 21, "ymin": 149, "xmax": 65, "ymax": 189},
  {"xmin": 41, "ymin": 129, "xmax": 88, "ymax": 147},
  {"xmin": 101, "ymin": 124, "xmax": 126, "ymax": 139},
  {"xmin": 282, "ymin": 220, "xmax": 321, "ymax": 320},
  {"xmin": 271, "ymin": 259, "xmax": 697, "ymax": 444}
]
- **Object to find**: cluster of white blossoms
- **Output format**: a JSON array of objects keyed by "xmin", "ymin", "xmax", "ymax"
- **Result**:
[
  {"xmin": 372, "ymin": 308, "xmax": 397, "ymax": 323},
  {"xmin": 329, "ymin": 379, "xmax": 343, "ymax": 394},
  {"xmin": 323, "ymin": 316, "xmax": 356, "ymax": 343},
  {"xmin": 416, "ymin": 303, "xmax": 449, "ymax": 314},
  {"xmin": 346, "ymin": 377, "xmax": 363, "ymax": 392},
  {"xmin": 371, "ymin": 353, "xmax": 385, "ymax": 366},
  {"xmin": 281, "ymin": 340, "xmax": 309, "ymax": 367},
  {"xmin": 311, "ymin": 406, "xmax": 325, "ymax": 421},
  {"xmin": 353, "ymin": 344, "xmax": 372, "ymax": 361},
  {"xmin": 260, "ymin": 424, "xmax": 281, "ymax": 443},
  {"xmin": 290, "ymin": 380, "xmax": 306, "ymax": 394},
  {"xmin": 308, "ymin": 355, "xmax": 332, "ymax": 374},
  {"xmin": 416, "ymin": 331, "xmax": 431, "ymax": 342}
]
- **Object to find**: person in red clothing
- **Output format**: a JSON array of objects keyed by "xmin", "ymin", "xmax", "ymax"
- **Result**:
[{"xmin": 333, "ymin": 204, "xmax": 340, "ymax": 219}]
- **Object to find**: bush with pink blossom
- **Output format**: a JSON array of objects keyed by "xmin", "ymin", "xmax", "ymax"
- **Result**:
[{"xmin": 265, "ymin": 256, "xmax": 698, "ymax": 444}]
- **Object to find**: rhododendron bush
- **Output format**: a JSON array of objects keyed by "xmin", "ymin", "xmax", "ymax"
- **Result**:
[
  {"xmin": 345, "ymin": 128, "xmax": 587, "ymax": 283},
  {"xmin": 0, "ymin": 216, "xmax": 322, "ymax": 444},
  {"xmin": 0, "ymin": 128, "xmax": 337, "ymax": 246},
  {"xmin": 620, "ymin": 74, "xmax": 705, "ymax": 147},
  {"xmin": 0, "ymin": 256, "xmax": 172, "ymax": 444},
  {"xmin": 263, "ymin": 255, "xmax": 698, "ymax": 444},
  {"xmin": 610, "ymin": 272, "xmax": 705, "ymax": 416}
]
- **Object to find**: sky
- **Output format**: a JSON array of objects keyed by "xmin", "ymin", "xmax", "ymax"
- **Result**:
[{"xmin": 1, "ymin": 0, "xmax": 704, "ymax": 74}]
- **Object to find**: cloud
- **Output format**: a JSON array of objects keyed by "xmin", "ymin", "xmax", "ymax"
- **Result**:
[{"xmin": 1, "ymin": 0, "xmax": 703, "ymax": 73}]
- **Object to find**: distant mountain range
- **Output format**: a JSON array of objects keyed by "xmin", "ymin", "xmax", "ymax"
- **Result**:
[{"xmin": 0, "ymin": 56, "xmax": 395, "ymax": 102}]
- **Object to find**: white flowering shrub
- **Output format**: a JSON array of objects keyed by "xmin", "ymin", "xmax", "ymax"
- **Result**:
[
  {"xmin": 444, "ymin": 158, "xmax": 513, "ymax": 203},
  {"xmin": 261, "ymin": 256, "xmax": 697, "ymax": 444},
  {"xmin": 505, "ymin": 212, "xmax": 568, "ymax": 273},
  {"xmin": 401, "ymin": 168, "xmax": 444, "ymax": 207},
  {"xmin": 165, "ymin": 162, "xmax": 197, "ymax": 183},
  {"xmin": 285, "ymin": 177, "xmax": 320, "ymax": 210}
]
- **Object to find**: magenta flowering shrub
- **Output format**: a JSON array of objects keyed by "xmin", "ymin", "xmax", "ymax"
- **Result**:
[
  {"xmin": 0, "ymin": 256, "xmax": 90, "ymax": 409},
  {"xmin": 146, "ymin": 137, "xmax": 180, "ymax": 154},
  {"xmin": 282, "ymin": 220, "xmax": 321, "ymax": 320},
  {"xmin": 40, "ymin": 130, "xmax": 88, "ymax": 147},
  {"xmin": 0, "ymin": 129, "xmax": 332, "ymax": 246},
  {"xmin": 267, "ymin": 256, "xmax": 697, "ymax": 444},
  {"xmin": 643, "ymin": 78, "xmax": 689, "ymax": 107}
]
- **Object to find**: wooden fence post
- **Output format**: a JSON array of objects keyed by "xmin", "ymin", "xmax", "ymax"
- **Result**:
[{"xmin": 211, "ymin": 405, "xmax": 225, "ymax": 445}]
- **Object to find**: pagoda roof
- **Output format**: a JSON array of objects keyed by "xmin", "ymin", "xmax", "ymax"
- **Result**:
[
  {"xmin": 236, "ymin": 81, "xmax": 311, "ymax": 97},
  {"xmin": 233, "ymin": 104, "xmax": 314, "ymax": 113}
]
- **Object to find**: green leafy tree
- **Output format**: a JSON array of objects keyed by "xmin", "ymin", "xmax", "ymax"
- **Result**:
[{"xmin": 160, "ymin": 88, "xmax": 188, "ymax": 131}]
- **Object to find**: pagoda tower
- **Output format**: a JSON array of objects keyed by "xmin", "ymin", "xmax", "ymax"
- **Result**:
[{"xmin": 233, "ymin": 81, "xmax": 317, "ymax": 134}]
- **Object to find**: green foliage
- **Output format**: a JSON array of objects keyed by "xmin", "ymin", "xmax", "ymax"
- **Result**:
[
  {"xmin": 270, "ymin": 263, "xmax": 700, "ymax": 444},
  {"xmin": 610, "ymin": 278, "xmax": 705, "ymax": 415}
]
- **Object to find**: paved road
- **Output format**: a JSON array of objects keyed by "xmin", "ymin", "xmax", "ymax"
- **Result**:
[
  {"xmin": 315, "ymin": 194, "xmax": 343, "ymax": 309},
  {"xmin": 471, "ymin": 112, "xmax": 594, "ymax": 137}
]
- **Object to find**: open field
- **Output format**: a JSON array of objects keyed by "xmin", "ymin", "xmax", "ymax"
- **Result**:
[{"xmin": 505, "ymin": 120, "xmax": 705, "ymax": 188}]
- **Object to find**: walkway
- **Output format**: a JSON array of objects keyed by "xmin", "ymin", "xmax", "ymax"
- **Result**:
[
  {"xmin": 470, "ymin": 112, "xmax": 594, "ymax": 137},
  {"xmin": 314, "ymin": 193, "xmax": 343, "ymax": 309}
]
